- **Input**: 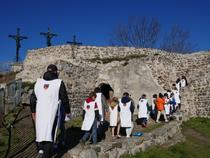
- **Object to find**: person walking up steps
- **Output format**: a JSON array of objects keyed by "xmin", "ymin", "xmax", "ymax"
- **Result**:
[
  {"xmin": 30, "ymin": 64, "xmax": 71, "ymax": 158},
  {"xmin": 81, "ymin": 92, "xmax": 99, "ymax": 145},
  {"xmin": 156, "ymin": 93, "xmax": 168, "ymax": 123},
  {"xmin": 119, "ymin": 92, "xmax": 135, "ymax": 138},
  {"xmin": 94, "ymin": 87, "xmax": 109, "ymax": 141},
  {"xmin": 137, "ymin": 94, "xmax": 149, "ymax": 127},
  {"xmin": 109, "ymin": 97, "xmax": 121, "ymax": 138},
  {"xmin": 163, "ymin": 93, "xmax": 170, "ymax": 120}
]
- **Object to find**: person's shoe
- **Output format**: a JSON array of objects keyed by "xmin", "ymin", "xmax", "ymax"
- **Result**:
[
  {"xmin": 37, "ymin": 150, "xmax": 44, "ymax": 158},
  {"xmin": 142, "ymin": 123, "xmax": 147, "ymax": 128},
  {"xmin": 126, "ymin": 135, "xmax": 130, "ymax": 138},
  {"xmin": 156, "ymin": 121, "xmax": 160, "ymax": 123},
  {"xmin": 80, "ymin": 139, "xmax": 85, "ymax": 146},
  {"xmin": 165, "ymin": 120, "xmax": 169, "ymax": 123},
  {"xmin": 117, "ymin": 135, "xmax": 121, "ymax": 138}
]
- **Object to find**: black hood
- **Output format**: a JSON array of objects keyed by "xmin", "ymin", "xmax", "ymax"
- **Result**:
[
  {"xmin": 43, "ymin": 71, "xmax": 58, "ymax": 81},
  {"xmin": 121, "ymin": 96, "xmax": 131, "ymax": 104}
]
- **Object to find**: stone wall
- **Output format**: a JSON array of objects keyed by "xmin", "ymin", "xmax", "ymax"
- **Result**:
[{"xmin": 16, "ymin": 45, "xmax": 210, "ymax": 117}]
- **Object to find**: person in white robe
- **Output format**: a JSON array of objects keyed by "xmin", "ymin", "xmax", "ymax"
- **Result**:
[
  {"xmin": 30, "ymin": 64, "xmax": 71, "ymax": 158},
  {"xmin": 119, "ymin": 92, "xmax": 135, "ymax": 138},
  {"xmin": 137, "ymin": 94, "xmax": 149, "ymax": 127},
  {"xmin": 175, "ymin": 78, "xmax": 181, "ymax": 93},
  {"xmin": 109, "ymin": 97, "xmax": 120, "ymax": 137},
  {"xmin": 164, "ymin": 93, "xmax": 170, "ymax": 118},
  {"xmin": 169, "ymin": 93, "xmax": 176, "ymax": 113},
  {"xmin": 81, "ymin": 92, "xmax": 99, "ymax": 145},
  {"xmin": 94, "ymin": 87, "xmax": 109, "ymax": 141},
  {"xmin": 180, "ymin": 76, "xmax": 188, "ymax": 90},
  {"xmin": 172, "ymin": 87, "xmax": 181, "ymax": 111}
]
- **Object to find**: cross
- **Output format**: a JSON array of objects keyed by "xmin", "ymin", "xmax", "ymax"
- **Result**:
[
  {"xmin": 8, "ymin": 28, "xmax": 28, "ymax": 62},
  {"xmin": 40, "ymin": 27, "xmax": 58, "ymax": 47},
  {"xmin": 67, "ymin": 35, "xmax": 82, "ymax": 46}
]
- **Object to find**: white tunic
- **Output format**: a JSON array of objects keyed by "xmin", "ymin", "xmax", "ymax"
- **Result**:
[
  {"xmin": 138, "ymin": 99, "xmax": 148, "ymax": 119},
  {"xmin": 119, "ymin": 99, "xmax": 132, "ymax": 128},
  {"xmin": 164, "ymin": 98, "xmax": 170, "ymax": 115},
  {"xmin": 81, "ymin": 100, "xmax": 97, "ymax": 131},
  {"xmin": 180, "ymin": 79, "xmax": 186, "ymax": 88},
  {"xmin": 95, "ymin": 93, "xmax": 103, "ymax": 121},
  {"xmin": 173, "ymin": 90, "xmax": 181, "ymax": 105},
  {"xmin": 109, "ymin": 105, "xmax": 118, "ymax": 126},
  {"xmin": 176, "ymin": 82, "xmax": 181, "ymax": 92},
  {"xmin": 35, "ymin": 78, "xmax": 61, "ymax": 142}
]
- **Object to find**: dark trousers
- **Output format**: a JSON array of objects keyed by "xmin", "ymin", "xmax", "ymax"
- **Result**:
[
  {"xmin": 98, "ymin": 121, "xmax": 109, "ymax": 141},
  {"xmin": 82, "ymin": 119, "xmax": 97, "ymax": 144}
]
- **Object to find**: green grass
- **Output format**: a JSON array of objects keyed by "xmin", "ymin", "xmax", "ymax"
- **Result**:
[
  {"xmin": 0, "ymin": 105, "xmax": 23, "ymax": 157},
  {"xmin": 3, "ymin": 105, "xmax": 23, "ymax": 129},
  {"xmin": 121, "ymin": 117, "xmax": 210, "ymax": 158},
  {"xmin": 182, "ymin": 117, "xmax": 210, "ymax": 138},
  {"xmin": 22, "ymin": 81, "xmax": 35, "ymax": 89},
  {"xmin": 0, "ymin": 128, "xmax": 8, "ymax": 157},
  {"xmin": 66, "ymin": 116, "xmax": 82, "ymax": 128}
]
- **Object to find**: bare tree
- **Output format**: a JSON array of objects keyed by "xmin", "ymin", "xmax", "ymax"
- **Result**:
[
  {"xmin": 110, "ymin": 16, "xmax": 161, "ymax": 48},
  {"xmin": 160, "ymin": 25, "xmax": 197, "ymax": 53}
]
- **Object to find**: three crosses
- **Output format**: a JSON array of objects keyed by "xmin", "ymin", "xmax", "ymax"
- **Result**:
[{"xmin": 9, "ymin": 27, "xmax": 82, "ymax": 62}]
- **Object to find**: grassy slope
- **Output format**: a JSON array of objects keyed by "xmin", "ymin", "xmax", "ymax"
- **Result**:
[{"xmin": 121, "ymin": 118, "xmax": 210, "ymax": 158}]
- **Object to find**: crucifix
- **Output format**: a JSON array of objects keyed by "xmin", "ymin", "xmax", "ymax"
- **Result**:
[
  {"xmin": 8, "ymin": 28, "xmax": 28, "ymax": 62},
  {"xmin": 67, "ymin": 35, "xmax": 82, "ymax": 46},
  {"xmin": 67, "ymin": 35, "xmax": 82, "ymax": 59},
  {"xmin": 40, "ymin": 27, "xmax": 58, "ymax": 47}
]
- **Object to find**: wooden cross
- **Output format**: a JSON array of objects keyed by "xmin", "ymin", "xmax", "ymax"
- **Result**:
[
  {"xmin": 40, "ymin": 27, "xmax": 58, "ymax": 47},
  {"xmin": 8, "ymin": 28, "xmax": 28, "ymax": 62},
  {"xmin": 67, "ymin": 35, "xmax": 82, "ymax": 46}
]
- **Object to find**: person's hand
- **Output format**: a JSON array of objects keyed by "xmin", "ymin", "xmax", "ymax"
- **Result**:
[
  {"xmin": 32, "ymin": 113, "xmax": 36, "ymax": 121},
  {"xmin": 105, "ymin": 111, "xmax": 110, "ymax": 121},
  {"xmin": 65, "ymin": 113, "xmax": 72, "ymax": 121}
]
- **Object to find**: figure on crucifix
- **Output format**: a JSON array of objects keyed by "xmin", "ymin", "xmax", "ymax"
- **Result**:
[
  {"xmin": 8, "ymin": 28, "xmax": 28, "ymax": 62},
  {"xmin": 40, "ymin": 27, "xmax": 58, "ymax": 47},
  {"xmin": 67, "ymin": 35, "xmax": 82, "ymax": 46}
]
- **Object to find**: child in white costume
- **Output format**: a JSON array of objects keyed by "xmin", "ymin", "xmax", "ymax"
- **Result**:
[
  {"xmin": 180, "ymin": 76, "xmax": 188, "ymax": 90},
  {"xmin": 137, "ymin": 94, "xmax": 149, "ymax": 127},
  {"xmin": 164, "ymin": 93, "xmax": 170, "ymax": 118},
  {"xmin": 81, "ymin": 92, "xmax": 99, "ymax": 145},
  {"xmin": 109, "ymin": 97, "xmax": 120, "ymax": 137},
  {"xmin": 172, "ymin": 87, "xmax": 181, "ymax": 110},
  {"xmin": 175, "ymin": 78, "xmax": 181, "ymax": 93},
  {"xmin": 119, "ymin": 92, "xmax": 135, "ymax": 138}
]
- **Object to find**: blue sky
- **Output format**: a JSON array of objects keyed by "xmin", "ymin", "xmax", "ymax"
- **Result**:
[{"xmin": 0, "ymin": 0, "xmax": 210, "ymax": 62}]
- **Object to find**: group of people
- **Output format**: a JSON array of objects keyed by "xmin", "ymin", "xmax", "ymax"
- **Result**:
[
  {"xmin": 80, "ymin": 76, "xmax": 188, "ymax": 145},
  {"xmin": 30, "ymin": 64, "xmax": 188, "ymax": 158}
]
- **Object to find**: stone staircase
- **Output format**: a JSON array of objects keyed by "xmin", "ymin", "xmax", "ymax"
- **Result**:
[{"xmin": 63, "ymin": 119, "xmax": 184, "ymax": 158}]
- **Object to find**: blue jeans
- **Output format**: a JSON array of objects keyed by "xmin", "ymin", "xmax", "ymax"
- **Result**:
[{"xmin": 82, "ymin": 119, "xmax": 97, "ymax": 144}]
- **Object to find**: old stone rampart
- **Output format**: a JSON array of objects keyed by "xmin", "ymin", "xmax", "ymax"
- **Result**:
[{"xmin": 16, "ymin": 45, "xmax": 210, "ymax": 117}]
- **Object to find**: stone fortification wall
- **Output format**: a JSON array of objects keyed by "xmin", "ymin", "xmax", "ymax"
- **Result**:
[{"xmin": 17, "ymin": 45, "xmax": 210, "ymax": 117}]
